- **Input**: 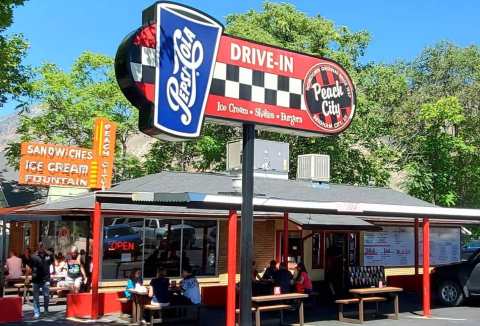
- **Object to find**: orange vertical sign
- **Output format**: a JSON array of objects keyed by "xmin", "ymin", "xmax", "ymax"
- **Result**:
[{"xmin": 89, "ymin": 117, "xmax": 117, "ymax": 189}]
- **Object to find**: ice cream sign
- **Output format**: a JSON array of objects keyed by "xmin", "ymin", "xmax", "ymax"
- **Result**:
[
  {"xmin": 18, "ymin": 118, "xmax": 117, "ymax": 189},
  {"xmin": 115, "ymin": 2, "xmax": 355, "ymax": 140}
]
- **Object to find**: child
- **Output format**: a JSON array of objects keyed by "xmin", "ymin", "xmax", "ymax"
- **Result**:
[
  {"xmin": 148, "ymin": 268, "xmax": 170, "ymax": 307},
  {"xmin": 125, "ymin": 269, "xmax": 143, "ymax": 300}
]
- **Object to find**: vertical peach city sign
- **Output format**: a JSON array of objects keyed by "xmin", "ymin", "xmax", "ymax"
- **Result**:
[
  {"xmin": 89, "ymin": 117, "xmax": 117, "ymax": 189},
  {"xmin": 18, "ymin": 117, "xmax": 116, "ymax": 189}
]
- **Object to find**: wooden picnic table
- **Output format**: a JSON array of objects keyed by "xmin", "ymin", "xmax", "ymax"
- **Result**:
[
  {"xmin": 349, "ymin": 286, "xmax": 403, "ymax": 321},
  {"xmin": 251, "ymin": 293, "xmax": 308, "ymax": 326}
]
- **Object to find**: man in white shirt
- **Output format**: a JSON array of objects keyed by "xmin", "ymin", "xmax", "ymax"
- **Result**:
[{"xmin": 5, "ymin": 251, "xmax": 23, "ymax": 280}]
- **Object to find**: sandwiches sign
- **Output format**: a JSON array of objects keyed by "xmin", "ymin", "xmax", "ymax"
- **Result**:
[
  {"xmin": 18, "ymin": 118, "xmax": 117, "ymax": 189},
  {"xmin": 115, "ymin": 2, "xmax": 355, "ymax": 140}
]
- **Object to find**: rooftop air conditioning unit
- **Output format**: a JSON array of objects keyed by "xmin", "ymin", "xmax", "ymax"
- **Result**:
[{"xmin": 296, "ymin": 154, "xmax": 330, "ymax": 182}]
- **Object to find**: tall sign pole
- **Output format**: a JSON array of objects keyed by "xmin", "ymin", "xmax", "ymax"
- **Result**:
[{"xmin": 239, "ymin": 123, "xmax": 255, "ymax": 325}]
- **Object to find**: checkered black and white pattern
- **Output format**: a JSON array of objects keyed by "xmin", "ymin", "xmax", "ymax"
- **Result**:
[
  {"xmin": 128, "ymin": 45, "xmax": 306, "ymax": 110},
  {"xmin": 209, "ymin": 62, "xmax": 306, "ymax": 110},
  {"xmin": 129, "ymin": 45, "xmax": 156, "ymax": 84}
]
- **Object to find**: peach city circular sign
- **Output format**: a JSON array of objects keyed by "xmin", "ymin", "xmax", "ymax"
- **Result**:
[{"xmin": 303, "ymin": 62, "xmax": 355, "ymax": 134}]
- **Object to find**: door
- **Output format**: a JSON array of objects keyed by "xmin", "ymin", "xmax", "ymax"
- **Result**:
[
  {"xmin": 275, "ymin": 231, "xmax": 303, "ymax": 267},
  {"xmin": 325, "ymin": 232, "xmax": 359, "ymax": 293}
]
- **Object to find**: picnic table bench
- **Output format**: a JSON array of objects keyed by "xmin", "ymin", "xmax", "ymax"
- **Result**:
[
  {"xmin": 235, "ymin": 293, "xmax": 308, "ymax": 326},
  {"xmin": 335, "ymin": 286, "xmax": 402, "ymax": 324}
]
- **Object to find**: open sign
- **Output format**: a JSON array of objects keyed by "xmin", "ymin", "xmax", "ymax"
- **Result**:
[{"xmin": 107, "ymin": 241, "xmax": 135, "ymax": 252}]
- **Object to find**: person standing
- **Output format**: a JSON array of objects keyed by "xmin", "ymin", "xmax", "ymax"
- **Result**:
[
  {"xmin": 65, "ymin": 246, "xmax": 87, "ymax": 294},
  {"xmin": 24, "ymin": 246, "xmax": 54, "ymax": 318}
]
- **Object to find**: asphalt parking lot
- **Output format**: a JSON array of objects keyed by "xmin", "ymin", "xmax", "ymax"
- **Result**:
[{"xmin": 9, "ymin": 293, "xmax": 480, "ymax": 325}]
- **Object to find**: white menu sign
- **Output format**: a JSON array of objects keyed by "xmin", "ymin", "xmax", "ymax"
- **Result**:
[{"xmin": 364, "ymin": 226, "xmax": 460, "ymax": 267}]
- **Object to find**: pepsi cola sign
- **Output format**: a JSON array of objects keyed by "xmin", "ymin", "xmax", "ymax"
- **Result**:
[{"xmin": 115, "ymin": 2, "xmax": 356, "ymax": 140}]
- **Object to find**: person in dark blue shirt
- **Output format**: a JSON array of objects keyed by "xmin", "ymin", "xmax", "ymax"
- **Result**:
[
  {"xmin": 274, "ymin": 262, "xmax": 293, "ymax": 294},
  {"xmin": 149, "ymin": 268, "xmax": 170, "ymax": 306}
]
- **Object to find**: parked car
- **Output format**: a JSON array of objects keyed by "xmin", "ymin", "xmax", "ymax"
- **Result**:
[
  {"xmin": 432, "ymin": 248, "xmax": 480, "ymax": 306},
  {"xmin": 103, "ymin": 224, "xmax": 143, "ymax": 258},
  {"xmin": 462, "ymin": 240, "xmax": 480, "ymax": 260}
]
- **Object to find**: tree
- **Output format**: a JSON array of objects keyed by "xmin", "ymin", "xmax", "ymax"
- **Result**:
[
  {"xmin": 0, "ymin": 0, "xmax": 30, "ymax": 108},
  {"xmin": 394, "ymin": 42, "xmax": 480, "ymax": 208},
  {"xmin": 5, "ymin": 52, "xmax": 142, "ymax": 182},
  {"xmin": 401, "ymin": 97, "xmax": 475, "ymax": 206}
]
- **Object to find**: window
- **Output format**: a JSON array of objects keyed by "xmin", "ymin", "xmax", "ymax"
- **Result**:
[
  {"xmin": 101, "ymin": 217, "xmax": 218, "ymax": 281},
  {"xmin": 182, "ymin": 220, "xmax": 217, "ymax": 276},
  {"xmin": 102, "ymin": 217, "xmax": 144, "ymax": 280},
  {"xmin": 312, "ymin": 232, "xmax": 324, "ymax": 269}
]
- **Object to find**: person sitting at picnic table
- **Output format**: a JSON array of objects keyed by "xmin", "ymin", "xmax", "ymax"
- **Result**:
[
  {"xmin": 125, "ymin": 268, "xmax": 143, "ymax": 300},
  {"xmin": 274, "ymin": 262, "xmax": 293, "ymax": 294},
  {"xmin": 175, "ymin": 265, "xmax": 201, "ymax": 305},
  {"xmin": 148, "ymin": 268, "xmax": 170, "ymax": 306},
  {"xmin": 262, "ymin": 260, "xmax": 278, "ymax": 281},
  {"xmin": 65, "ymin": 246, "xmax": 87, "ymax": 294},
  {"xmin": 5, "ymin": 250, "xmax": 23, "ymax": 284},
  {"xmin": 52, "ymin": 253, "xmax": 67, "ymax": 277},
  {"xmin": 295, "ymin": 262, "xmax": 313, "ymax": 294}
]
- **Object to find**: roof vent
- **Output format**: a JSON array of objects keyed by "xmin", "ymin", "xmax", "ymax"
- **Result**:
[{"xmin": 296, "ymin": 154, "xmax": 330, "ymax": 183}]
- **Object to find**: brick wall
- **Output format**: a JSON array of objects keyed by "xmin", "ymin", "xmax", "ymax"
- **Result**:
[{"xmin": 218, "ymin": 220, "xmax": 275, "ymax": 275}]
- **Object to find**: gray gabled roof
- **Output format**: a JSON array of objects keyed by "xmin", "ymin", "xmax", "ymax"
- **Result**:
[{"xmin": 26, "ymin": 171, "xmax": 433, "ymax": 212}]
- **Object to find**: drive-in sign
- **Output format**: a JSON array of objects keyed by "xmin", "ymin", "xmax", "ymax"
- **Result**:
[{"xmin": 115, "ymin": 2, "xmax": 355, "ymax": 139}]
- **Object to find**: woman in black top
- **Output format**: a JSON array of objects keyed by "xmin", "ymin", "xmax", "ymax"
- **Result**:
[{"xmin": 148, "ymin": 268, "xmax": 170, "ymax": 307}]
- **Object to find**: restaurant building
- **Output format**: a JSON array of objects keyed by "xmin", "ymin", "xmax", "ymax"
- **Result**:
[{"xmin": 11, "ymin": 168, "xmax": 476, "ymax": 294}]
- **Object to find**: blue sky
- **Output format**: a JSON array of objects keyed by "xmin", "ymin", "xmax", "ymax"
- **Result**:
[{"xmin": 1, "ymin": 0, "xmax": 479, "ymax": 116}]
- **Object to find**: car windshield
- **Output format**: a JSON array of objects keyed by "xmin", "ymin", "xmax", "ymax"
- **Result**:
[{"xmin": 107, "ymin": 226, "xmax": 135, "ymax": 237}]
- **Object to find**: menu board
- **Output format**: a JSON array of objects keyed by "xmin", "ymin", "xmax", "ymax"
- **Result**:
[{"xmin": 364, "ymin": 226, "xmax": 460, "ymax": 267}]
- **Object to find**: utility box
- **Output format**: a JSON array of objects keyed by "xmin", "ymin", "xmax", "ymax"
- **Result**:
[
  {"xmin": 297, "ymin": 154, "xmax": 330, "ymax": 182},
  {"xmin": 226, "ymin": 139, "xmax": 289, "ymax": 176}
]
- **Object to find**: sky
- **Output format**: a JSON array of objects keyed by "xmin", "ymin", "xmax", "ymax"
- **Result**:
[{"xmin": 1, "ymin": 0, "xmax": 479, "ymax": 116}]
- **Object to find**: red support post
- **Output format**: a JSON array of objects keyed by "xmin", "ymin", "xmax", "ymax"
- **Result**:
[
  {"xmin": 414, "ymin": 218, "xmax": 419, "ymax": 276},
  {"xmin": 422, "ymin": 217, "xmax": 431, "ymax": 317},
  {"xmin": 226, "ymin": 210, "xmax": 238, "ymax": 326},
  {"xmin": 283, "ymin": 212, "xmax": 289, "ymax": 264},
  {"xmin": 91, "ymin": 200, "xmax": 102, "ymax": 319}
]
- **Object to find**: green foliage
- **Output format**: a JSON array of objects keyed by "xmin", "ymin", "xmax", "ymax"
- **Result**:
[
  {"xmin": 225, "ymin": 2, "xmax": 370, "ymax": 69},
  {"xmin": 5, "ymin": 52, "xmax": 141, "ymax": 182},
  {"xmin": 0, "ymin": 0, "xmax": 30, "ymax": 108},
  {"xmin": 144, "ymin": 123, "xmax": 239, "ymax": 174},
  {"xmin": 394, "ymin": 42, "xmax": 480, "ymax": 208}
]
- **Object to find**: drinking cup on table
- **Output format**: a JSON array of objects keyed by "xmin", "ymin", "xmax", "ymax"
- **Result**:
[{"xmin": 274, "ymin": 286, "xmax": 281, "ymax": 295}]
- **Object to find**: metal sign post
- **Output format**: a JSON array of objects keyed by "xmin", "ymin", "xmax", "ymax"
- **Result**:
[{"xmin": 239, "ymin": 123, "xmax": 255, "ymax": 326}]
